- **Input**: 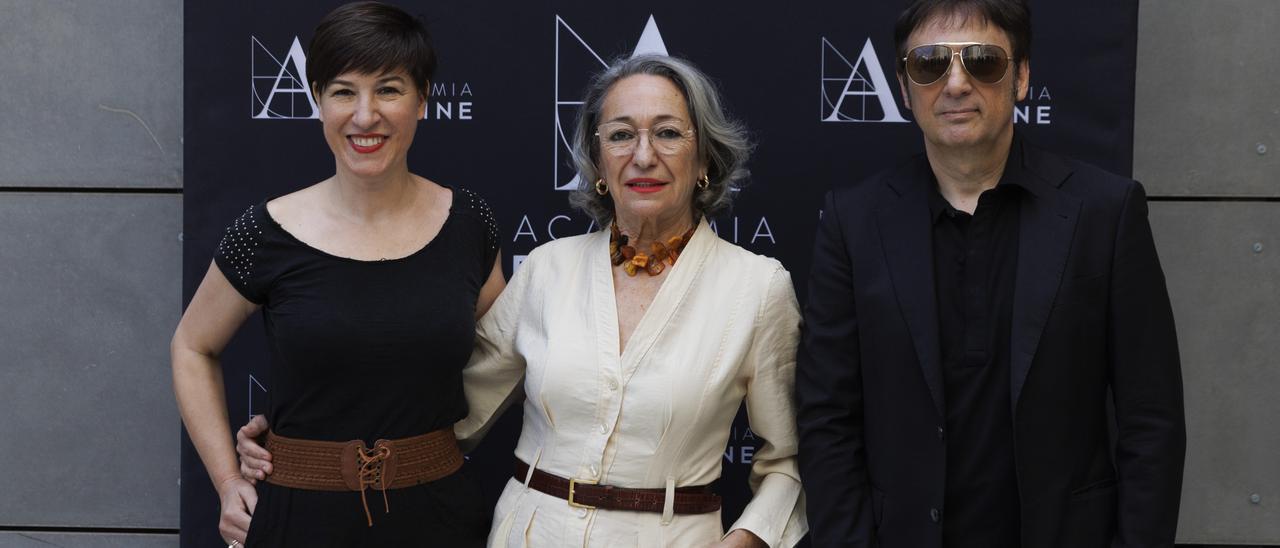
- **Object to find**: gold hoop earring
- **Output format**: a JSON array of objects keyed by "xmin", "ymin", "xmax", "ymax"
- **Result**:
[
  {"xmin": 696, "ymin": 174, "xmax": 710, "ymax": 190},
  {"xmin": 595, "ymin": 178, "xmax": 608, "ymax": 195}
]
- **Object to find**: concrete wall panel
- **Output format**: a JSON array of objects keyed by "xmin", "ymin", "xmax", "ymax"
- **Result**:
[
  {"xmin": 0, "ymin": 1, "xmax": 182, "ymax": 188},
  {"xmin": 0, "ymin": 193, "xmax": 181, "ymax": 527},
  {"xmin": 1134, "ymin": 0, "xmax": 1280, "ymax": 197},
  {"xmin": 1150, "ymin": 203, "xmax": 1280, "ymax": 543}
]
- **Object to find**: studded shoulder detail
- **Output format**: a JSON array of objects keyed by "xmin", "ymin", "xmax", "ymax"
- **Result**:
[
  {"xmin": 456, "ymin": 187, "xmax": 499, "ymax": 253},
  {"xmin": 216, "ymin": 204, "xmax": 263, "ymax": 285}
]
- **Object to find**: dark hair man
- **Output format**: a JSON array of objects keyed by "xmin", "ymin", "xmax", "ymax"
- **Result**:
[{"xmin": 796, "ymin": 1, "xmax": 1186, "ymax": 546}]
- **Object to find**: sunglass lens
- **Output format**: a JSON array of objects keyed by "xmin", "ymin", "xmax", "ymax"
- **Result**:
[
  {"xmin": 962, "ymin": 45, "xmax": 1010, "ymax": 83},
  {"xmin": 907, "ymin": 45, "xmax": 952, "ymax": 85}
]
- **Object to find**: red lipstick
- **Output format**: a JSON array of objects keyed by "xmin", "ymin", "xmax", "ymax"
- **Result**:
[
  {"xmin": 348, "ymin": 134, "xmax": 386, "ymax": 154},
  {"xmin": 625, "ymin": 178, "xmax": 668, "ymax": 194}
]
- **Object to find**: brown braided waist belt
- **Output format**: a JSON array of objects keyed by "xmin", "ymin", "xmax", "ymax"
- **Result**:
[
  {"xmin": 515, "ymin": 459, "xmax": 720, "ymax": 515},
  {"xmin": 265, "ymin": 429, "xmax": 463, "ymax": 525}
]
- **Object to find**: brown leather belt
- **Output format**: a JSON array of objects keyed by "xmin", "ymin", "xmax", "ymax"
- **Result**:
[
  {"xmin": 265, "ymin": 429, "xmax": 463, "ymax": 526},
  {"xmin": 514, "ymin": 459, "xmax": 720, "ymax": 515}
]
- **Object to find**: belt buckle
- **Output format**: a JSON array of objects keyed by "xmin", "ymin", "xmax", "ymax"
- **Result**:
[{"xmin": 567, "ymin": 478, "xmax": 598, "ymax": 509}]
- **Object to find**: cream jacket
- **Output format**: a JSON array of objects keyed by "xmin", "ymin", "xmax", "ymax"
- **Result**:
[{"xmin": 456, "ymin": 219, "xmax": 806, "ymax": 548}]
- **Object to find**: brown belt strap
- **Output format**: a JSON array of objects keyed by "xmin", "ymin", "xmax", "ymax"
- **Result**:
[
  {"xmin": 514, "ymin": 459, "xmax": 720, "ymax": 515},
  {"xmin": 265, "ymin": 429, "xmax": 463, "ymax": 526}
]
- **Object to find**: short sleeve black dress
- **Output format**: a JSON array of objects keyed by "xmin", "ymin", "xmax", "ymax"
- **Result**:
[{"xmin": 213, "ymin": 187, "xmax": 499, "ymax": 547}]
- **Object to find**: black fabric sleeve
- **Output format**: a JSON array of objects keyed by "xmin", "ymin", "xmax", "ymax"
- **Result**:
[
  {"xmin": 1107, "ymin": 180, "xmax": 1186, "ymax": 546},
  {"xmin": 796, "ymin": 190, "xmax": 877, "ymax": 546},
  {"xmin": 456, "ymin": 187, "xmax": 501, "ymax": 272},
  {"xmin": 213, "ymin": 204, "xmax": 270, "ymax": 304}
]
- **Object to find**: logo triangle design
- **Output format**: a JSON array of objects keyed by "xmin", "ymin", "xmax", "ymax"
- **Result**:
[{"xmin": 632, "ymin": 16, "xmax": 669, "ymax": 57}]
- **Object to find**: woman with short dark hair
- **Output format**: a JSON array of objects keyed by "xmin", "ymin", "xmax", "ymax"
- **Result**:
[{"xmin": 171, "ymin": 3, "xmax": 500, "ymax": 546}]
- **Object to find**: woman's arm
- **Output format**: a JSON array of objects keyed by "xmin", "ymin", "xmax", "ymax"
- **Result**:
[
  {"xmin": 171, "ymin": 261, "xmax": 260, "ymax": 544},
  {"xmin": 454, "ymin": 249, "xmax": 537, "ymax": 451},
  {"xmin": 723, "ymin": 265, "xmax": 807, "ymax": 548}
]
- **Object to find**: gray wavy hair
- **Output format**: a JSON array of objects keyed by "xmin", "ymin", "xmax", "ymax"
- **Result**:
[{"xmin": 567, "ymin": 54, "xmax": 752, "ymax": 225}]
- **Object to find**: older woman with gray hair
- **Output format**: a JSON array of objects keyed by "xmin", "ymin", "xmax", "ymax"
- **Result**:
[
  {"xmin": 456, "ymin": 53, "xmax": 807, "ymax": 547},
  {"xmin": 239, "ymin": 53, "xmax": 806, "ymax": 547}
]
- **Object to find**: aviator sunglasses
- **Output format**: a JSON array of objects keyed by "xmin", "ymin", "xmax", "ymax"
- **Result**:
[{"xmin": 902, "ymin": 42, "xmax": 1012, "ymax": 86}]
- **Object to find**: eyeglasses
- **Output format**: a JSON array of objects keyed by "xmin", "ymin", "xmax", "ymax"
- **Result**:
[
  {"xmin": 595, "ymin": 122, "xmax": 695, "ymax": 157},
  {"xmin": 901, "ymin": 43, "xmax": 1012, "ymax": 86}
]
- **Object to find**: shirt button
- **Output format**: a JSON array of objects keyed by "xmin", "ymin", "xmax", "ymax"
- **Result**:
[
  {"xmin": 599, "ymin": 423, "xmax": 608, "ymax": 434},
  {"xmin": 577, "ymin": 508, "xmax": 589, "ymax": 519},
  {"xmin": 608, "ymin": 379, "xmax": 618, "ymax": 391},
  {"xmin": 589, "ymin": 464, "xmax": 599, "ymax": 477},
  {"xmin": 930, "ymin": 508, "xmax": 941, "ymax": 522},
  {"xmin": 937, "ymin": 426, "xmax": 945, "ymax": 440}
]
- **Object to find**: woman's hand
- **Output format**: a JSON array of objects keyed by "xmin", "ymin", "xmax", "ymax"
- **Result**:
[
  {"xmin": 711, "ymin": 529, "xmax": 768, "ymax": 548},
  {"xmin": 236, "ymin": 415, "xmax": 273, "ymax": 482},
  {"xmin": 217, "ymin": 475, "xmax": 258, "ymax": 546}
]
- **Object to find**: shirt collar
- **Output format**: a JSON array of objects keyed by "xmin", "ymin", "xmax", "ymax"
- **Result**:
[{"xmin": 927, "ymin": 136, "xmax": 1028, "ymax": 224}]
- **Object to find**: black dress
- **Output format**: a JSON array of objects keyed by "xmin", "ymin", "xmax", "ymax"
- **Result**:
[{"xmin": 214, "ymin": 187, "xmax": 499, "ymax": 547}]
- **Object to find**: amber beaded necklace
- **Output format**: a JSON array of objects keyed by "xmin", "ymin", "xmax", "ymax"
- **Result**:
[{"xmin": 609, "ymin": 222, "xmax": 697, "ymax": 276}]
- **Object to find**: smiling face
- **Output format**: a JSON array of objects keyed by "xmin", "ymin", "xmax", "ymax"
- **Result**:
[
  {"xmin": 898, "ymin": 15, "xmax": 1029, "ymax": 153},
  {"xmin": 596, "ymin": 74, "xmax": 706, "ymax": 229},
  {"xmin": 315, "ymin": 68, "xmax": 426, "ymax": 180}
]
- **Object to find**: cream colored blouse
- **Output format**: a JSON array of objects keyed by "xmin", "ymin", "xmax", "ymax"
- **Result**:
[{"xmin": 456, "ymin": 219, "xmax": 806, "ymax": 547}]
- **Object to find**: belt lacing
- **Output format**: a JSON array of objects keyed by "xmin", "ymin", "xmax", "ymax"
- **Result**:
[{"xmin": 356, "ymin": 444, "xmax": 392, "ymax": 526}]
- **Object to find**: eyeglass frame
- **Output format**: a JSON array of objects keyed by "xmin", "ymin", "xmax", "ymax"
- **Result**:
[
  {"xmin": 593, "ymin": 122, "xmax": 697, "ymax": 157},
  {"xmin": 900, "ymin": 42, "xmax": 1015, "ymax": 86}
]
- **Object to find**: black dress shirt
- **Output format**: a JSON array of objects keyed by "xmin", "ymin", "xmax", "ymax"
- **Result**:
[{"xmin": 928, "ymin": 168, "xmax": 1024, "ymax": 548}]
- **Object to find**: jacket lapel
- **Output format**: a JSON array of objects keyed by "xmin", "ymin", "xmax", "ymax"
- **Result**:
[
  {"xmin": 1009, "ymin": 142, "xmax": 1080, "ymax": 413},
  {"xmin": 877, "ymin": 160, "xmax": 945, "ymax": 417}
]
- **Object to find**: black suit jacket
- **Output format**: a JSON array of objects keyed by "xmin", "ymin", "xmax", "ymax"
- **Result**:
[{"xmin": 796, "ymin": 139, "xmax": 1185, "ymax": 548}]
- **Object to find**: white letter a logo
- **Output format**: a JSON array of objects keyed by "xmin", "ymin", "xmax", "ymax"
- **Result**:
[
  {"xmin": 821, "ymin": 38, "xmax": 907, "ymax": 123},
  {"xmin": 252, "ymin": 37, "xmax": 319, "ymax": 119}
]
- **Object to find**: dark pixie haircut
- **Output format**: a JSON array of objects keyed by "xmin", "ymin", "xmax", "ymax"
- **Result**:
[
  {"xmin": 307, "ymin": 2, "xmax": 437, "ymax": 97},
  {"xmin": 894, "ymin": 0, "xmax": 1032, "ymax": 69}
]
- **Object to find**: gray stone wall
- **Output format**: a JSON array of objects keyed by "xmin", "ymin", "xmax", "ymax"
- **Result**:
[
  {"xmin": 1135, "ymin": 0, "xmax": 1280, "ymax": 544},
  {"xmin": 0, "ymin": 0, "xmax": 182, "ymax": 545}
]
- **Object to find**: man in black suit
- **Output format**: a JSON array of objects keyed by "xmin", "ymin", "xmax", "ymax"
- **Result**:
[{"xmin": 796, "ymin": 1, "xmax": 1185, "ymax": 546}]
